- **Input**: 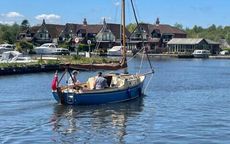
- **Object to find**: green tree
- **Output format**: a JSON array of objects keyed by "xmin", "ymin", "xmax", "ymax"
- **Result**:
[
  {"xmin": 20, "ymin": 19, "xmax": 30, "ymax": 31},
  {"xmin": 126, "ymin": 23, "xmax": 137, "ymax": 33},
  {"xmin": 208, "ymin": 24, "xmax": 216, "ymax": 32},
  {"xmin": 16, "ymin": 40, "xmax": 33, "ymax": 53},
  {"xmin": 174, "ymin": 23, "xmax": 183, "ymax": 30},
  {"xmin": 192, "ymin": 25, "xmax": 203, "ymax": 33},
  {"xmin": 0, "ymin": 24, "xmax": 3, "ymax": 43},
  {"xmin": 1, "ymin": 23, "xmax": 20, "ymax": 44}
]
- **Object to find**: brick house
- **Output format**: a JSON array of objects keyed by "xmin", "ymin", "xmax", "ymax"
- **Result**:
[
  {"xmin": 18, "ymin": 18, "xmax": 129, "ymax": 51},
  {"xmin": 59, "ymin": 18, "xmax": 130, "ymax": 51},
  {"xmin": 129, "ymin": 18, "xmax": 187, "ymax": 53},
  {"xmin": 18, "ymin": 19, "xmax": 65, "ymax": 45}
]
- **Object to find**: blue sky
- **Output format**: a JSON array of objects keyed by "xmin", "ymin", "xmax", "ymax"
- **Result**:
[{"xmin": 0, "ymin": 0, "xmax": 229, "ymax": 28}]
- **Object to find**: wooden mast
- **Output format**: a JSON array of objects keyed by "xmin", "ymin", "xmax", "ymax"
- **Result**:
[{"xmin": 121, "ymin": 0, "xmax": 128, "ymax": 72}]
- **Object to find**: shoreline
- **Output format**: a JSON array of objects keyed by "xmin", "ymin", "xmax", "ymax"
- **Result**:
[
  {"xmin": 136, "ymin": 53, "xmax": 230, "ymax": 59},
  {"xmin": 1, "ymin": 54, "xmax": 230, "ymax": 76}
]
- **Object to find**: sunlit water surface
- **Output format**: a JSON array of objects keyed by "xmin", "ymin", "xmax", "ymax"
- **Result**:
[{"xmin": 0, "ymin": 58, "xmax": 230, "ymax": 143}]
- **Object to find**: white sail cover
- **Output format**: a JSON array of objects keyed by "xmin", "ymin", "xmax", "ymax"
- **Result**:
[{"xmin": 1, "ymin": 51, "xmax": 23, "ymax": 61}]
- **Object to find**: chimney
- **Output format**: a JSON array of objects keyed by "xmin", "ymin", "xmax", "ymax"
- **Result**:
[
  {"xmin": 103, "ymin": 18, "xmax": 106, "ymax": 25},
  {"xmin": 156, "ymin": 17, "xmax": 160, "ymax": 26},
  {"xmin": 42, "ymin": 19, "xmax": 46, "ymax": 25},
  {"xmin": 83, "ymin": 18, "xmax": 87, "ymax": 26}
]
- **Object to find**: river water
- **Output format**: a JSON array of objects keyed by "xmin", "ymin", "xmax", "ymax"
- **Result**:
[{"xmin": 0, "ymin": 57, "xmax": 230, "ymax": 144}]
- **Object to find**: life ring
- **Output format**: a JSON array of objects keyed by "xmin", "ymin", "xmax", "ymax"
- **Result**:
[{"xmin": 75, "ymin": 38, "xmax": 80, "ymax": 43}]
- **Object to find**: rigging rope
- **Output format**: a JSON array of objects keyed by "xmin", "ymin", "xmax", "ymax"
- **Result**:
[
  {"xmin": 127, "ymin": 46, "xmax": 144, "ymax": 62},
  {"xmin": 130, "ymin": 0, "xmax": 154, "ymax": 92},
  {"xmin": 95, "ymin": 19, "xmax": 108, "ymax": 51},
  {"xmin": 139, "ymin": 48, "xmax": 144, "ymax": 74},
  {"xmin": 130, "ymin": 0, "xmax": 155, "ymax": 74},
  {"xmin": 144, "ymin": 73, "xmax": 154, "ymax": 93},
  {"xmin": 114, "ymin": 0, "xmax": 119, "ymax": 23}
]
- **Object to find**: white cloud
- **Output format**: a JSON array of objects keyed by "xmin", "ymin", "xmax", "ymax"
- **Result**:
[
  {"xmin": 114, "ymin": 1, "xmax": 120, "ymax": 6},
  {"xmin": 2, "ymin": 12, "xmax": 24, "ymax": 18},
  {"xmin": 35, "ymin": 14, "xmax": 61, "ymax": 21},
  {"xmin": 0, "ymin": 21, "xmax": 15, "ymax": 25}
]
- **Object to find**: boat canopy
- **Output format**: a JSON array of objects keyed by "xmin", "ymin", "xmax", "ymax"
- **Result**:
[
  {"xmin": 108, "ymin": 46, "xmax": 122, "ymax": 52},
  {"xmin": 1, "ymin": 51, "xmax": 23, "ymax": 61}
]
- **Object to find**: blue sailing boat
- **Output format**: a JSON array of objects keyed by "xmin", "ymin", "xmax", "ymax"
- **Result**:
[{"xmin": 51, "ymin": 0, "xmax": 154, "ymax": 105}]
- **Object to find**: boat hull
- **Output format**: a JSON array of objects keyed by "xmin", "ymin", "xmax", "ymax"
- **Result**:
[
  {"xmin": 192, "ymin": 50, "xmax": 210, "ymax": 58},
  {"xmin": 68, "ymin": 63, "xmax": 127, "ymax": 71},
  {"xmin": 52, "ymin": 82, "xmax": 144, "ymax": 105},
  {"xmin": 193, "ymin": 54, "xmax": 209, "ymax": 58}
]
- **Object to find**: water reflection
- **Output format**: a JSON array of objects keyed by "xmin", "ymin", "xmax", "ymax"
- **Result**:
[{"xmin": 50, "ymin": 97, "xmax": 144, "ymax": 143}]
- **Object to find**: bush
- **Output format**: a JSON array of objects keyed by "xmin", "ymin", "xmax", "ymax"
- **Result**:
[
  {"xmin": 16, "ymin": 41, "xmax": 33, "ymax": 53},
  {"xmin": 59, "ymin": 42, "xmax": 69, "ymax": 49},
  {"xmin": 78, "ymin": 44, "xmax": 95, "ymax": 52},
  {"xmin": 223, "ymin": 48, "xmax": 230, "ymax": 52}
]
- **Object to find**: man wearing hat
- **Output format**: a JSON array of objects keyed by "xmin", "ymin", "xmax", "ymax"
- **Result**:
[
  {"xmin": 68, "ymin": 70, "xmax": 80, "ymax": 85},
  {"xmin": 94, "ymin": 72, "xmax": 108, "ymax": 89}
]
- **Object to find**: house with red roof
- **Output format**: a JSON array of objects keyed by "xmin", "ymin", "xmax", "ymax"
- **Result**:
[
  {"xmin": 18, "ymin": 19, "xmax": 65, "ymax": 45},
  {"xmin": 129, "ymin": 18, "xmax": 187, "ymax": 53},
  {"xmin": 59, "ymin": 18, "xmax": 130, "ymax": 51}
]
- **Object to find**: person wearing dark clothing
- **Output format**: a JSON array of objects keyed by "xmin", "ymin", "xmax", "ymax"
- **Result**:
[{"xmin": 94, "ymin": 72, "xmax": 108, "ymax": 89}]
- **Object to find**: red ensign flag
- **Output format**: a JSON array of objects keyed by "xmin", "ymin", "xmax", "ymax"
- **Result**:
[{"xmin": 51, "ymin": 71, "xmax": 58, "ymax": 90}]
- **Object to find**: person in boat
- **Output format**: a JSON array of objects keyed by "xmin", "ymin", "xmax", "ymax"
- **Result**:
[
  {"xmin": 94, "ymin": 72, "xmax": 108, "ymax": 89},
  {"xmin": 68, "ymin": 70, "xmax": 80, "ymax": 86}
]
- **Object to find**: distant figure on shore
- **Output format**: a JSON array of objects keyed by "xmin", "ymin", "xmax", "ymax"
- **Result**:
[
  {"xmin": 94, "ymin": 72, "xmax": 108, "ymax": 89},
  {"xmin": 68, "ymin": 70, "xmax": 80, "ymax": 85}
]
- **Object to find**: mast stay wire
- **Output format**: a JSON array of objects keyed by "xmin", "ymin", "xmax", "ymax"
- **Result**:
[
  {"xmin": 144, "ymin": 73, "xmax": 154, "ymax": 93},
  {"xmin": 126, "ymin": 0, "xmax": 132, "ymax": 26},
  {"xmin": 127, "ymin": 46, "xmax": 144, "ymax": 62},
  {"xmin": 114, "ymin": 0, "xmax": 119, "ymax": 23},
  {"xmin": 139, "ymin": 48, "xmax": 145, "ymax": 74},
  {"xmin": 130, "ymin": 0, "xmax": 154, "ymax": 74},
  {"xmin": 95, "ymin": 17, "xmax": 110, "ymax": 50},
  {"xmin": 130, "ymin": 0, "xmax": 154, "ymax": 93}
]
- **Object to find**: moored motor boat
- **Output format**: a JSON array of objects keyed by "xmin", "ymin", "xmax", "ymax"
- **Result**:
[
  {"xmin": 192, "ymin": 50, "xmax": 210, "ymax": 58},
  {"xmin": 0, "ymin": 44, "xmax": 15, "ymax": 54},
  {"xmin": 0, "ymin": 51, "xmax": 34, "ymax": 63},
  {"xmin": 107, "ymin": 46, "xmax": 122, "ymax": 56},
  {"xmin": 34, "ymin": 43, "xmax": 70, "ymax": 55}
]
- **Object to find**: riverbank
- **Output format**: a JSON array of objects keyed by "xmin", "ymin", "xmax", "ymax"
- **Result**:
[
  {"xmin": 209, "ymin": 55, "xmax": 230, "ymax": 59},
  {"xmin": 1, "ymin": 54, "xmax": 230, "ymax": 75},
  {"xmin": 0, "ymin": 55, "xmax": 120, "ymax": 75},
  {"xmin": 137, "ymin": 53, "xmax": 230, "ymax": 59},
  {"xmin": 0, "ymin": 64, "xmax": 63, "ymax": 75}
]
